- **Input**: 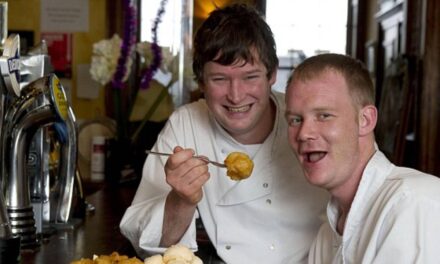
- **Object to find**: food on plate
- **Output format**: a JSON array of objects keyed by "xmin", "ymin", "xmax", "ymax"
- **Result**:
[
  {"xmin": 224, "ymin": 151, "xmax": 254, "ymax": 180},
  {"xmin": 70, "ymin": 252, "xmax": 143, "ymax": 264},
  {"xmin": 70, "ymin": 259, "xmax": 94, "ymax": 264},
  {"xmin": 70, "ymin": 245, "xmax": 201, "ymax": 264},
  {"xmin": 144, "ymin": 244, "xmax": 203, "ymax": 264},
  {"xmin": 143, "ymin": 254, "xmax": 164, "ymax": 264}
]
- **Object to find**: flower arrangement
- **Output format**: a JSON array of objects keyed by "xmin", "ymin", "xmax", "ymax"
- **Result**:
[
  {"xmin": 89, "ymin": 34, "xmax": 132, "ymax": 86},
  {"xmin": 89, "ymin": 36, "xmax": 175, "ymax": 89},
  {"xmin": 90, "ymin": 0, "xmax": 169, "ymax": 90},
  {"xmin": 88, "ymin": 0, "xmax": 195, "ymax": 181},
  {"xmin": 89, "ymin": 0, "xmax": 172, "ymax": 144},
  {"xmin": 88, "ymin": 0, "xmax": 173, "ymax": 182}
]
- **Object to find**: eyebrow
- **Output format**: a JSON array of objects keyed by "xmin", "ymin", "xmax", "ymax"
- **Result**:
[
  {"xmin": 245, "ymin": 68, "xmax": 264, "ymax": 73},
  {"xmin": 312, "ymin": 107, "xmax": 334, "ymax": 112},
  {"xmin": 206, "ymin": 68, "xmax": 264, "ymax": 76},
  {"xmin": 285, "ymin": 106, "xmax": 334, "ymax": 116},
  {"xmin": 284, "ymin": 110, "xmax": 298, "ymax": 118}
]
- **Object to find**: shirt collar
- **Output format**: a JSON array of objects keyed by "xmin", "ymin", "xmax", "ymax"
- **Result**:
[{"xmin": 327, "ymin": 149, "xmax": 395, "ymax": 241}]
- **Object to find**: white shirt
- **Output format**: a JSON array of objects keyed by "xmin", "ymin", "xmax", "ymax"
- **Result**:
[
  {"xmin": 308, "ymin": 150, "xmax": 440, "ymax": 264},
  {"xmin": 120, "ymin": 91, "xmax": 329, "ymax": 264}
]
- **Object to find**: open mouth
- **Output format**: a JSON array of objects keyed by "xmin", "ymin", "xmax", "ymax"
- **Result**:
[
  {"xmin": 227, "ymin": 104, "xmax": 251, "ymax": 113},
  {"xmin": 303, "ymin": 151, "xmax": 327, "ymax": 163}
]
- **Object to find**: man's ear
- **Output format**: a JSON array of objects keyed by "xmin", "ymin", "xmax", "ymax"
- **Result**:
[
  {"xmin": 269, "ymin": 70, "xmax": 277, "ymax": 86},
  {"xmin": 198, "ymin": 81, "xmax": 206, "ymax": 93},
  {"xmin": 359, "ymin": 105, "xmax": 377, "ymax": 136}
]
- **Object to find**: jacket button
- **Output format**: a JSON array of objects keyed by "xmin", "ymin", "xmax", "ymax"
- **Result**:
[{"xmin": 225, "ymin": 245, "xmax": 231, "ymax": 250}]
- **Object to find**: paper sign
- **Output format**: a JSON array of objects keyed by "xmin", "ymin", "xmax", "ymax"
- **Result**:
[{"xmin": 41, "ymin": 0, "xmax": 89, "ymax": 32}]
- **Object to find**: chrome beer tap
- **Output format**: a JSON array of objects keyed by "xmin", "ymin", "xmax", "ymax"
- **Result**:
[
  {"xmin": 19, "ymin": 42, "xmax": 54, "ymax": 235},
  {"xmin": 3, "ymin": 74, "xmax": 68, "ymax": 248},
  {"xmin": 49, "ymin": 105, "xmax": 78, "ymax": 224},
  {"xmin": 20, "ymin": 41, "xmax": 80, "ymax": 228},
  {"xmin": 0, "ymin": 23, "xmax": 22, "ymax": 261},
  {"xmin": 0, "ymin": 34, "xmax": 21, "ymax": 187},
  {"xmin": 0, "ymin": 99, "xmax": 20, "ymax": 261}
]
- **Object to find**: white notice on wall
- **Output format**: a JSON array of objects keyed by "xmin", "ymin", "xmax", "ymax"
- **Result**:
[{"xmin": 41, "ymin": 0, "xmax": 89, "ymax": 32}]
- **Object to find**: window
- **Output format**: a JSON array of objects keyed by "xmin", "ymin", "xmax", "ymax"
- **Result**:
[
  {"xmin": 140, "ymin": 0, "xmax": 194, "ymax": 106},
  {"xmin": 140, "ymin": 0, "xmax": 183, "ymax": 49},
  {"xmin": 266, "ymin": 0, "xmax": 348, "ymax": 92}
]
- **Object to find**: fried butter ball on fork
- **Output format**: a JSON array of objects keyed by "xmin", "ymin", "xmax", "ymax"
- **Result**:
[{"xmin": 224, "ymin": 152, "xmax": 254, "ymax": 181}]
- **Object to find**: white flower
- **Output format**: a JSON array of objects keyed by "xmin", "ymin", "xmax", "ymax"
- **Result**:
[{"xmin": 90, "ymin": 34, "xmax": 133, "ymax": 85}]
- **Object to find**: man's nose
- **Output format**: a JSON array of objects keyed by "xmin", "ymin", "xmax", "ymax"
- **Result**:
[
  {"xmin": 297, "ymin": 119, "xmax": 317, "ymax": 142},
  {"xmin": 227, "ymin": 79, "xmax": 245, "ymax": 103}
]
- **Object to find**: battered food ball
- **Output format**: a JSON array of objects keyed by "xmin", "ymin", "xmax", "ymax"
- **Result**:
[
  {"xmin": 163, "ymin": 244, "xmax": 194, "ymax": 263},
  {"xmin": 144, "ymin": 255, "xmax": 164, "ymax": 264},
  {"xmin": 224, "ymin": 152, "xmax": 254, "ymax": 180},
  {"xmin": 144, "ymin": 244, "xmax": 203, "ymax": 264}
]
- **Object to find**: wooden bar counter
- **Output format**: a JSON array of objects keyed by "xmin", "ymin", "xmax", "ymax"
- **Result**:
[{"xmin": 20, "ymin": 181, "xmax": 138, "ymax": 264}]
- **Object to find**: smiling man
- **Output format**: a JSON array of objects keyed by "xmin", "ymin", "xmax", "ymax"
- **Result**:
[
  {"xmin": 120, "ymin": 4, "xmax": 328, "ymax": 264},
  {"xmin": 285, "ymin": 53, "xmax": 440, "ymax": 263}
]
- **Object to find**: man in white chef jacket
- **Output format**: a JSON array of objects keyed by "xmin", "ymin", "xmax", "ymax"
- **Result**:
[
  {"xmin": 285, "ymin": 53, "xmax": 440, "ymax": 263},
  {"xmin": 120, "ymin": 4, "xmax": 328, "ymax": 263}
]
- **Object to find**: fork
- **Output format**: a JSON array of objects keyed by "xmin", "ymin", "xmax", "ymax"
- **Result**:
[{"xmin": 145, "ymin": 150, "xmax": 227, "ymax": 168}]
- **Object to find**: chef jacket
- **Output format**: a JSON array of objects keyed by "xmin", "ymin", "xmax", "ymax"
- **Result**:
[
  {"xmin": 308, "ymin": 150, "xmax": 440, "ymax": 264},
  {"xmin": 120, "ymin": 91, "xmax": 329, "ymax": 264}
]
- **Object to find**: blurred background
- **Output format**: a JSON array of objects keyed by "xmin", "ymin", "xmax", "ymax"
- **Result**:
[{"xmin": 5, "ymin": 0, "xmax": 439, "ymax": 182}]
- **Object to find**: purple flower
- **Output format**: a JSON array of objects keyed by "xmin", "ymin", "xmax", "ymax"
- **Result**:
[
  {"xmin": 111, "ymin": 0, "xmax": 138, "ymax": 89},
  {"xmin": 139, "ymin": 0, "xmax": 168, "ymax": 89},
  {"xmin": 111, "ymin": 0, "xmax": 168, "ymax": 90}
]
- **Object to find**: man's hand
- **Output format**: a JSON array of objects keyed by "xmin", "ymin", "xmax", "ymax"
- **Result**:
[
  {"xmin": 164, "ymin": 146, "xmax": 210, "ymax": 205},
  {"xmin": 160, "ymin": 146, "xmax": 210, "ymax": 247}
]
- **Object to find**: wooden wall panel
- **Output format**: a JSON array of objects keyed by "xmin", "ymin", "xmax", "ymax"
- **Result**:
[{"xmin": 420, "ymin": 0, "xmax": 440, "ymax": 176}]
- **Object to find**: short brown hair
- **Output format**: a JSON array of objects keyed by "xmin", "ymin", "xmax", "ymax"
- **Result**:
[
  {"xmin": 288, "ymin": 53, "xmax": 375, "ymax": 108},
  {"xmin": 192, "ymin": 3, "xmax": 278, "ymax": 84}
]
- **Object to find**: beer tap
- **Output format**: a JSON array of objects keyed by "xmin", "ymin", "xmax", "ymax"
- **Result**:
[
  {"xmin": 3, "ymin": 74, "xmax": 68, "ymax": 248},
  {"xmin": 49, "ymin": 106, "xmax": 78, "ymax": 224},
  {"xmin": 19, "ymin": 41, "xmax": 82, "ymax": 228},
  {"xmin": 0, "ymin": 8, "xmax": 22, "ymax": 259}
]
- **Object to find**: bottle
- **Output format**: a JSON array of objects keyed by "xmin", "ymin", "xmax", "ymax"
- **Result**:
[{"xmin": 90, "ymin": 136, "xmax": 106, "ymax": 182}]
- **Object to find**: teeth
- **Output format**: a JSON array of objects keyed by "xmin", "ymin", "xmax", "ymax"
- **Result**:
[{"xmin": 228, "ymin": 105, "xmax": 250, "ymax": 112}]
